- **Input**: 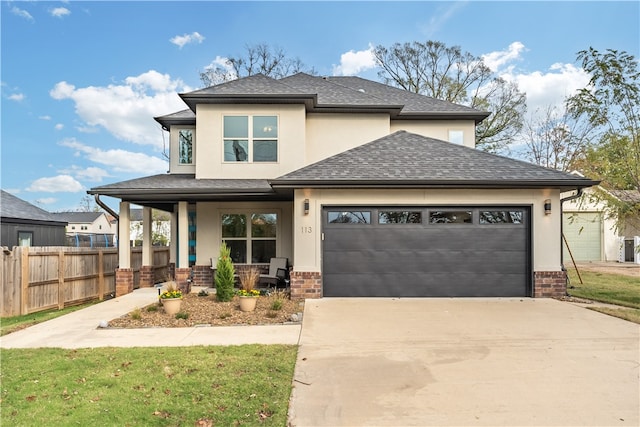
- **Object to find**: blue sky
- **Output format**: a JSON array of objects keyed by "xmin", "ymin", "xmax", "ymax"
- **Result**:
[{"xmin": 2, "ymin": 1, "xmax": 638, "ymax": 212}]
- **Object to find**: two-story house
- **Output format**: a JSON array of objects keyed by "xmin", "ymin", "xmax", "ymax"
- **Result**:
[{"xmin": 89, "ymin": 73, "xmax": 597, "ymax": 298}]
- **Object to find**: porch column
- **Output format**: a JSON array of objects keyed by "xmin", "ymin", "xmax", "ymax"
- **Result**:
[
  {"xmin": 115, "ymin": 201, "xmax": 134, "ymax": 296},
  {"xmin": 291, "ymin": 189, "xmax": 322, "ymax": 299},
  {"xmin": 168, "ymin": 208, "xmax": 177, "ymax": 278},
  {"xmin": 175, "ymin": 201, "xmax": 191, "ymax": 293},
  {"xmin": 139, "ymin": 206, "xmax": 154, "ymax": 287}
]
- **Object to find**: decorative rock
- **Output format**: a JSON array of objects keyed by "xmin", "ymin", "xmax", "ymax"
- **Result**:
[
  {"xmin": 98, "ymin": 320, "xmax": 109, "ymax": 328},
  {"xmin": 290, "ymin": 313, "xmax": 299, "ymax": 322}
]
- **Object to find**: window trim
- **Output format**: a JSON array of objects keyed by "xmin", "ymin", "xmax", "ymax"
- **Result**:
[
  {"xmin": 223, "ymin": 115, "xmax": 278, "ymax": 163},
  {"xmin": 220, "ymin": 210, "xmax": 280, "ymax": 264},
  {"xmin": 178, "ymin": 129, "xmax": 194, "ymax": 165}
]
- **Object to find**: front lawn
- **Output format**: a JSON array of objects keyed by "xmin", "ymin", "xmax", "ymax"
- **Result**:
[
  {"xmin": 1, "ymin": 345, "xmax": 297, "ymax": 426},
  {"xmin": 567, "ymin": 268, "xmax": 640, "ymax": 324}
]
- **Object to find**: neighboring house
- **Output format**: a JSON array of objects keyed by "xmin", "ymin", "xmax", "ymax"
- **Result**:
[
  {"xmin": 130, "ymin": 208, "xmax": 171, "ymax": 247},
  {"xmin": 562, "ymin": 187, "xmax": 640, "ymax": 264},
  {"xmin": 0, "ymin": 190, "xmax": 68, "ymax": 247},
  {"xmin": 89, "ymin": 73, "xmax": 597, "ymax": 298},
  {"xmin": 52, "ymin": 211, "xmax": 116, "ymax": 247}
]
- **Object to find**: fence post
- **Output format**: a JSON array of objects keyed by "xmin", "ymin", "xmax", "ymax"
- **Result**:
[
  {"xmin": 58, "ymin": 250, "xmax": 65, "ymax": 310},
  {"xmin": 20, "ymin": 247, "xmax": 29, "ymax": 315},
  {"xmin": 98, "ymin": 250, "xmax": 104, "ymax": 300}
]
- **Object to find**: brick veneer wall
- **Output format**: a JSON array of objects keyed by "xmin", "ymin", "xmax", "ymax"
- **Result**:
[
  {"xmin": 533, "ymin": 271, "xmax": 567, "ymax": 297},
  {"xmin": 192, "ymin": 265, "xmax": 213, "ymax": 287},
  {"xmin": 290, "ymin": 271, "xmax": 322, "ymax": 299},
  {"xmin": 115, "ymin": 268, "xmax": 134, "ymax": 297},
  {"xmin": 175, "ymin": 267, "xmax": 192, "ymax": 294},
  {"xmin": 139, "ymin": 266, "xmax": 154, "ymax": 288}
]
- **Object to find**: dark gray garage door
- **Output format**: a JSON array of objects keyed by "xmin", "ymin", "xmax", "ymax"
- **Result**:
[{"xmin": 322, "ymin": 206, "xmax": 531, "ymax": 297}]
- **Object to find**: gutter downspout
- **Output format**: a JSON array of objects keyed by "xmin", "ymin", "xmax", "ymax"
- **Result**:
[
  {"xmin": 559, "ymin": 187, "xmax": 584, "ymax": 272},
  {"xmin": 94, "ymin": 194, "xmax": 119, "ymax": 247}
]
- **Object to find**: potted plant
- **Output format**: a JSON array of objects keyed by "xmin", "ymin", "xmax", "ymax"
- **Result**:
[
  {"xmin": 237, "ymin": 267, "xmax": 261, "ymax": 312},
  {"xmin": 160, "ymin": 281, "xmax": 183, "ymax": 315}
]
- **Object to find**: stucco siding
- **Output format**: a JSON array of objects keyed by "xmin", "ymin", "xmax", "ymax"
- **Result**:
[
  {"xmin": 194, "ymin": 104, "xmax": 306, "ymax": 179},
  {"xmin": 293, "ymin": 188, "xmax": 562, "ymax": 274},
  {"xmin": 390, "ymin": 119, "xmax": 477, "ymax": 148}
]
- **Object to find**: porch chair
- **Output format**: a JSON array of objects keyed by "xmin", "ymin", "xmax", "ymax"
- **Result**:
[{"xmin": 259, "ymin": 257, "xmax": 289, "ymax": 290}]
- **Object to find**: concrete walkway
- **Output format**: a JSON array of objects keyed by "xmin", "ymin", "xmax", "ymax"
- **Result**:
[
  {"xmin": 289, "ymin": 298, "xmax": 640, "ymax": 427},
  {"xmin": 0, "ymin": 288, "xmax": 301, "ymax": 349}
]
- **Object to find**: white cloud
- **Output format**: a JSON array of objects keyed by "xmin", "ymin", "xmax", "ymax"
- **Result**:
[
  {"xmin": 481, "ymin": 43, "xmax": 591, "ymax": 114},
  {"xmin": 482, "ymin": 42, "xmax": 526, "ymax": 73},
  {"xmin": 59, "ymin": 165, "xmax": 110, "ymax": 182},
  {"xmin": 39, "ymin": 115, "xmax": 52, "ymax": 120},
  {"xmin": 170, "ymin": 31, "xmax": 205, "ymax": 48},
  {"xmin": 11, "ymin": 6, "xmax": 33, "ymax": 21},
  {"xmin": 332, "ymin": 45, "xmax": 377, "ymax": 76},
  {"xmin": 60, "ymin": 138, "xmax": 167, "ymax": 174},
  {"xmin": 8, "ymin": 93, "xmax": 25, "ymax": 101},
  {"xmin": 50, "ymin": 71, "xmax": 190, "ymax": 148},
  {"xmin": 55, "ymin": 123, "xmax": 64, "ymax": 130},
  {"xmin": 35, "ymin": 197, "xmax": 58, "ymax": 205},
  {"xmin": 50, "ymin": 7, "xmax": 71, "ymax": 18},
  {"xmin": 27, "ymin": 175, "xmax": 84, "ymax": 193}
]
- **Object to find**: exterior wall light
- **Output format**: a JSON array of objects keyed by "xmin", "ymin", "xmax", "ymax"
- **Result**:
[
  {"xmin": 544, "ymin": 199, "xmax": 552, "ymax": 215},
  {"xmin": 304, "ymin": 199, "xmax": 310, "ymax": 215}
]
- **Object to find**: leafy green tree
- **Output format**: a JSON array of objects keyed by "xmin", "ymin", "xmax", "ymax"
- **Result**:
[
  {"xmin": 200, "ymin": 43, "xmax": 315, "ymax": 87},
  {"xmin": 215, "ymin": 242, "xmax": 236, "ymax": 302},
  {"xmin": 566, "ymin": 48, "xmax": 640, "ymax": 231},
  {"xmin": 373, "ymin": 40, "xmax": 526, "ymax": 152}
]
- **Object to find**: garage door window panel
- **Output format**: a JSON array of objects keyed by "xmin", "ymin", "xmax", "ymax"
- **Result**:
[
  {"xmin": 429, "ymin": 211, "xmax": 473, "ymax": 224},
  {"xmin": 379, "ymin": 211, "xmax": 422, "ymax": 224},
  {"xmin": 480, "ymin": 211, "xmax": 524, "ymax": 224},
  {"xmin": 327, "ymin": 211, "xmax": 371, "ymax": 224}
]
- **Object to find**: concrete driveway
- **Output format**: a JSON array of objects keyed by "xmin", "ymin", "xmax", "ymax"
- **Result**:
[{"xmin": 288, "ymin": 298, "xmax": 639, "ymax": 426}]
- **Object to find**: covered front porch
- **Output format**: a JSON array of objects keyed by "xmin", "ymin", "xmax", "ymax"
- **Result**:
[{"xmin": 89, "ymin": 174, "xmax": 319, "ymax": 298}]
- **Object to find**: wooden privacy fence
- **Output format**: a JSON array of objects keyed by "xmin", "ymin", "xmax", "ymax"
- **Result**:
[{"xmin": 1, "ymin": 246, "xmax": 170, "ymax": 317}]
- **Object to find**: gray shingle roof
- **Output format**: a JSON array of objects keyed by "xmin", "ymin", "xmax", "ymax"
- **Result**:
[
  {"xmin": 1, "ymin": 190, "xmax": 68, "ymax": 224},
  {"xmin": 174, "ymin": 73, "xmax": 488, "ymax": 122},
  {"xmin": 271, "ymin": 131, "xmax": 599, "ymax": 189},
  {"xmin": 327, "ymin": 76, "xmax": 483, "ymax": 115},
  {"xmin": 87, "ymin": 175, "xmax": 283, "ymax": 206},
  {"xmin": 51, "ymin": 212, "xmax": 104, "ymax": 223}
]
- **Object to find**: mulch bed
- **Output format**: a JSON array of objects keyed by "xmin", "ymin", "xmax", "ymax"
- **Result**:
[{"xmin": 108, "ymin": 291, "xmax": 304, "ymax": 328}]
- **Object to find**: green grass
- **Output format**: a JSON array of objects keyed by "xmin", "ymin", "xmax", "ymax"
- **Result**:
[
  {"xmin": 1, "ymin": 302, "xmax": 100, "ymax": 336},
  {"xmin": 567, "ymin": 269, "xmax": 640, "ymax": 309},
  {"xmin": 567, "ymin": 268, "xmax": 640, "ymax": 324},
  {"xmin": 1, "ymin": 345, "xmax": 297, "ymax": 426}
]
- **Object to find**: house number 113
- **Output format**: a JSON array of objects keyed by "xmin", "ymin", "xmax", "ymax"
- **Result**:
[{"xmin": 301, "ymin": 226, "xmax": 313, "ymax": 234}]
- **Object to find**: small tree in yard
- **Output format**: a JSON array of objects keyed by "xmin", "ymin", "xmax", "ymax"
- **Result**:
[{"xmin": 215, "ymin": 242, "xmax": 235, "ymax": 302}]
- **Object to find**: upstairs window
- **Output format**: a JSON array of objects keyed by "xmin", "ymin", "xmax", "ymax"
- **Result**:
[
  {"xmin": 178, "ymin": 129, "xmax": 193, "ymax": 164},
  {"xmin": 448, "ymin": 130, "xmax": 464, "ymax": 145},
  {"xmin": 223, "ymin": 115, "xmax": 278, "ymax": 162}
]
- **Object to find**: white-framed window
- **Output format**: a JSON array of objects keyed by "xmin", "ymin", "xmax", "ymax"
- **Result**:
[
  {"xmin": 178, "ymin": 129, "xmax": 193, "ymax": 164},
  {"xmin": 18, "ymin": 231, "xmax": 32, "ymax": 246},
  {"xmin": 223, "ymin": 115, "xmax": 278, "ymax": 162},
  {"xmin": 448, "ymin": 130, "xmax": 464, "ymax": 145},
  {"xmin": 221, "ymin": 211, "xmax": 278, "ymax": 263}
]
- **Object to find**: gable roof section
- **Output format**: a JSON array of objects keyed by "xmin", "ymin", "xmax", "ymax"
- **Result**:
[
  {"xmin": 270, "ymin": 131, "xmax": 599, "ymax": 190},
  {"xmin": 0, "ymin": 190, "xmax": 68, "ymax": 226}
]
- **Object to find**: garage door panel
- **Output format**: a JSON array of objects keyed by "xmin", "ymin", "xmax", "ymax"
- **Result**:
[
  {"xmin": 323, "ymin": 206, "xmax": 531, "ymax": 297},
  {"xmin": 323, "ymin": 273, "xmax": 527, "ymax": 297}
]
